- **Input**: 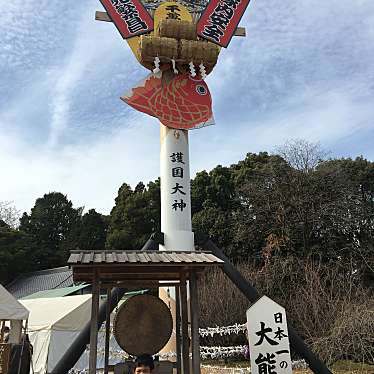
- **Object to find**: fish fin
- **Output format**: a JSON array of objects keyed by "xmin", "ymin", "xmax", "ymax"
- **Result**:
[{"xmin": 121, "ymin": 73, "xmax": 162, "ymax": 118}]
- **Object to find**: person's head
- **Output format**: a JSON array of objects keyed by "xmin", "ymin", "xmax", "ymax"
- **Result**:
[
  {"xmin": 133, "ymin": 354, "xmax": 154, "ymax": 374},
  {"xmin": 3, "ymin": 326, "xmax": 10, "ymax": 342}
]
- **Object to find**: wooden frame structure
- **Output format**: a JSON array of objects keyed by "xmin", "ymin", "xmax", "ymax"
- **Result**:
[{"xmin": 68, "ymin": 250, "xmax": 223, "ymax": 374}]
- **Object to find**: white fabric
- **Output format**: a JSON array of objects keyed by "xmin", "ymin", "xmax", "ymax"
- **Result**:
[
  {"xmin": 48, "ymin": 330, "xmax": 82, "ymax": 372},
  {"xmin": 28, "ymin": 330, "xmax": 51, "ymax": 374},
  {"xmin": 20, "ymin": 295, "xmax": 92, "ymax": 374},
  {"xmin": 20, "ymin": 295, "xmax": 92, "ymax": 331},
  {"xmin": 0, "ymin": 284, "xmax": 29, "ymax": 320}
]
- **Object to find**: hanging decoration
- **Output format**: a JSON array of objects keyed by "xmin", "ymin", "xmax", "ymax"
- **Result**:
[
  {"xmin": 98, "ymin": 0, "xmax": 251, "ymax": 130},
  {"xmin": 201, "ymin": 365, "xmax": 251, "ymax": 373},
  {"xmin": 153, "ymin": 56, "xmax": 161, "ymax": 74},
  {"xmin": 99, "ymin": 0, "xmax": 154, "ymax": 39},
  {"xmin": 197, "ymin": 0, "xmax": 252, "ymax": 47},
  {"xmin": 100, "ymin": 322, "xmax": 247, "ymax": 336},
  {"xmin": 121, "ymin": 73, "xmax": 214, "ymax": 130},
  {"xmin": 200, "ymin": 345, "xmax": 248, "ymax": 359},
  {"xmin": 119, "ymin": 1, "xmax": 220, "ymax": 130},
  {"xmin": 199, "ymin": 323, "xmax": 247, "ymax": 337}
]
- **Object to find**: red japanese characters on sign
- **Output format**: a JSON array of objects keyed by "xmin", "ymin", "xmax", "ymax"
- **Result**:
[
  {"xmin": 197, "ymin": 0, "xmax": 251, "ymax": 48},
  {"xmin": 99, "ymin": 0, "xmax": 154, "ymax": 39}
]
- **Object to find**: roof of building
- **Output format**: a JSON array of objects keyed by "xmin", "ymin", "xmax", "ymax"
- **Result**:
[
  {"xmin": 69, "ymin": 250, "xmax": 224, "ymax": 284},
  {"xmin": 6, "ymin": 266, "xmax": 74, "ymax": 299},
  {"xmin": 68, "ymin": 250, "xmax": 223, "ymax": 264},
  {"xmin": 21, "ymin": 284, "xmax": 90, "ymax": 300}
]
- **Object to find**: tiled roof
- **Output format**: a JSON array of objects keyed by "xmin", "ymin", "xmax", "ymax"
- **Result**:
[
  {"xmin": 21, "ymin": 284, "xmax": 90, "ymax": 299},
  {"xmin": 68, "ymin": 250, "xmax": 223, "ymax": 265},
  {"xmin": 6, "ymin": 267, "xmax": 74, "ymax": 299}
]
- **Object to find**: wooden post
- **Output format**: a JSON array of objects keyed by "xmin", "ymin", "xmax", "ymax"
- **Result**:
[
  {"xmin": 189, "ymin": 272, "xmax": 201, "ymax": 374},
  {"xmin": 0, "ymin": 321, "xmax": 4, "ymax": 341},
  {"xmin": 95, "ymin": 11, "xmax": 247, "ymax": 36},
  {"xmin": 104, "ymin": 287, "xmax": 112, "ymax": 374},
  {"xmin": 175, "ymin": 287, "xmax": 182, "ymax": 374},
  {"xmin": 179, "ymin": 273, "xmax": 190, "ymax": 374},
  {"xmin": 89, "ymin": 273, "xmax": 100, "ymax": 374}
]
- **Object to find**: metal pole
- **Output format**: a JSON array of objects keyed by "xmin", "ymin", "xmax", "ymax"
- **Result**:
[
  {"xmin": 200, "ymin": 237, "xmax": 332, "ymax": 374},
  {"xmin": 104, "ymin": 288, "xmax": 111, "ymax": 374},
  {"xmin": 89, "ymin": 275, "xmax": 100, "ymax": 374},
  {"xmin": 190, "ymin": 271, "xmax": 201, "ymax": 374}
]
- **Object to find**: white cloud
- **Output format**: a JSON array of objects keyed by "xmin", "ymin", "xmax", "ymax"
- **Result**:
[
  {"xmin": 0, "ymin": 115, "xmax": 160, "ymax": 215},
  {"xmin": 190, "ymin": 83, "xmax": 374, "ymax": 170},
  {"xmin": 47, "ymin": 3, "xmax": 132, "ymax": 147},
  {"xmin": 1, "ymin": 0, "xmax": 374, "ymax": 215}
]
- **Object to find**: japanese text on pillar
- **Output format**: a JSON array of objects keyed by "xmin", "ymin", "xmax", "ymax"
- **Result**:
[{"xmin": 170, "ymin": 152, "xmax": 186, "ymax": 212}]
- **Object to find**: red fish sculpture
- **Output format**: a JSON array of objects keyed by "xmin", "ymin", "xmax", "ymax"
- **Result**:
[{"xmin": 121, "ymin": 73, "xmax": 214, "ymax": 130}]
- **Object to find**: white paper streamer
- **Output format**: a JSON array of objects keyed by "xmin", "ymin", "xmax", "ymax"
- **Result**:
[
  {"xmin": 199, "ymin": 323, "xmax": 247, "ymax": 337},
  {"xmin": 199, "ymin": 62, "xmax": 207, "ymax": 80},
  {"xmin": 189, "ymin": 61, "xmax": 196, "ymax": 77},
  {"xmin": 200, "ymin": 345, "xmax": 247, "ymax": 359},
  {"xmin": 153, "ymin": 56, "xmax": 161, "ymax": 74},
  {"xmin": 171, "ymin": 59, "xmax": 178, "ymax": 74}
]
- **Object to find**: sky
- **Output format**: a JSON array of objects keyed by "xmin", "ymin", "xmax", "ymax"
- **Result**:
[{"xmin": 0, "ymin": 0, "xmax": 373, "ymax": 216}]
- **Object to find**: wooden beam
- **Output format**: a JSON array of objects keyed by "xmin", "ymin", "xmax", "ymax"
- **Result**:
[
  {"xmin": 89, "ymin": 274, "xmax": 100, "ymax": 374},
  {"xmin": 235, "ymin": 27, "xmax": 246, "ymax": 37},
  {"xmin": 95, "ymin": 11, "xmax": 246, "ymax": 36},
  {"xmin": 99, "ymin": 281, "xmax": 181, "ymax": 288},
  {"xmin": 104, "ymin": 288, "xmax": 111, "ymax": 374},
  {"xmin": 95, "ymin": 11, "xmax": 112, "ymax": 22},
  {"xmin": 175, "ymin": 287, "xmax": 182, "ymax": 374},
  {"xmin": 190, "ymin": 272, "xmax": 201, "ymax": 374},
  {"xmin": 179, "ymin": 273, "xmax": 190, "ymax": 374},
  {"xmin": 73, "ymin": 264, "xmax": 214, "ymax": 272}
]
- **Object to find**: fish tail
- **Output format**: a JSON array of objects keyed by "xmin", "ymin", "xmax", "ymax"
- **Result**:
[{"xmin": 121, "ymin": 74, "xmax": 162, "ymax": 118}]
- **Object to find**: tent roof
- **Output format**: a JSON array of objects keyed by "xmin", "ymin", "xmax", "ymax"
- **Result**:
[
  {"xmin": 21, "ymin": 284, "xmax": 89, "ymax": 300},
  {"xmin": 20, "ymin": 294, "xmax": 92, "ymax": 331},
  {"xmin": 0, "ymin": 283, "xmax": 29, "ymax": 320}
]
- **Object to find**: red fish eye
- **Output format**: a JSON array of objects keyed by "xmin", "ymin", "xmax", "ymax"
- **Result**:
[{"xmin": 196, "ymin": 85, "xmax": 207, "ymax": 95}]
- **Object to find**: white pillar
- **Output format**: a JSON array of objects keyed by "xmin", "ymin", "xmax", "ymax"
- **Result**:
[
  {"xmin": 160, "ymin": 126, "xmax": 194, "ymax": 251},
  {"xmin": 159, "ymin": 125, "xmax": 194, "ymax": 359}
]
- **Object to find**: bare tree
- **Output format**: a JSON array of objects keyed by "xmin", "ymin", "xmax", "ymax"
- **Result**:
[
  {"xmin": 276, "ymin": 139, "xmax": 328, "ymax": 172},
  {"xmin": 0, "ymin": 201, "xmax": 20, "ymax": 228}
]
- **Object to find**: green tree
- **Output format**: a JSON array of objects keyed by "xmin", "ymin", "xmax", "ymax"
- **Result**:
[
  {"xmin": 0, "ymin": 201, "xmax": 20, "ymax": 228},
  {"xmin": 232, "ymin": 145, "xmax": 374, "ymax": 283},
  {"xmin": 67, "ymin": 209, "xmax": 109, "ymax": 251},
  {"xmin": 318, "ymin": 156, "xmax": 374, "ymax": 282},
  {"xmin": 106, "ymin": 180, "xmax": 161, "ymax": 250},
  {"xmin": 192, "ymin": 152, "xmax": 289, "ymax": 260},
  {"xmin": 19, "ymin": 192, "xmax": 81, "ymax": 269},
  {"xmin": 0, "ymin": 221, "xmax": 36, "ymax": 283}
]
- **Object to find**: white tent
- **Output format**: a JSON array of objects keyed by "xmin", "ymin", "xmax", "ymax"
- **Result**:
[
  {"xmin": 0, "ymin": 284, "xmax": 29, "ymax": 320},
  {"xmin": 20, "ymin": 294, "xmax": 92, "ymax": 374}
]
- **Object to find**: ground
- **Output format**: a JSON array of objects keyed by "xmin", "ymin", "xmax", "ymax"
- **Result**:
[{"xmin": 201, "ymin": 360, "xmax": 374, "ymax": 373}]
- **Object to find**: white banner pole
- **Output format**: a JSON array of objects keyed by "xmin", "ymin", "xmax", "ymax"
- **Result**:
[{"xmin": 159, "ymin": 125, "xmax": 194, "ymax": 358}]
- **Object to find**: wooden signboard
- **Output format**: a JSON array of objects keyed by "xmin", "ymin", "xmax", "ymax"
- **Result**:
[
  {"xmin": 99, "ymin": 0, "xmax": 154, "ymax": 39},
  {"xmin": 0, "ymin": 344, "xmax": 10, "ymax": 374},
  {"xmin": 197, "ymin": 0, "xmax": 251, "ymax": 47},
  {"xmin": 246, "ymin": 296, "xmax": 292, "ymax": 374}
]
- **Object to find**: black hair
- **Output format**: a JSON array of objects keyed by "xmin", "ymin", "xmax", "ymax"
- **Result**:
[{"xmin": 134, "ymin": 354, "xmax": 154, "ymax": 371}]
